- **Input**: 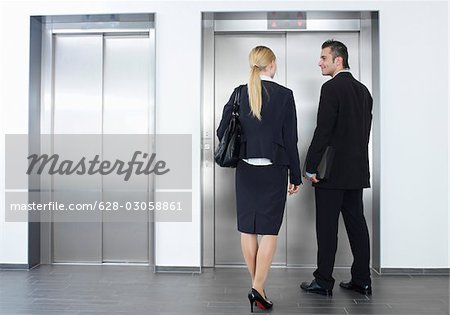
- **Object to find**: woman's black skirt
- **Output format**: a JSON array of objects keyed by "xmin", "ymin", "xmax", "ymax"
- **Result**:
[{"xmin": 235, "ymin": 160, "xmax": 288, "ymax": 235}]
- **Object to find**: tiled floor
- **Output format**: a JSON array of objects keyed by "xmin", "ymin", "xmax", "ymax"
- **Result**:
[{"xmin": 0, "ymin": 265, "xmax": 448, "ymax": 314}]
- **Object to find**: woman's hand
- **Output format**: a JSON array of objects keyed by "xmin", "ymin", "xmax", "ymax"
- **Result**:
[{"xmin": 288, "ymin": 183, "xmax": 300, "ymax": 195}]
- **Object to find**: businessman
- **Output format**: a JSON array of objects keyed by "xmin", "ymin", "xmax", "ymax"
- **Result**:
[{"xmin": 300, "ymin": 40, "xmax": 373, "ymax": 296}]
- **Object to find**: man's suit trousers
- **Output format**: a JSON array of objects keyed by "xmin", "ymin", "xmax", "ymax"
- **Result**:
[{"xmin": 313, "ymin": 188, "xmax": 371, "ymax": 290}]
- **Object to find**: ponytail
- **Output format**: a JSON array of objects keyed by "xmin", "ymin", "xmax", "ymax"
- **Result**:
[
  {"xmin": 248, "ymin": 65, "xmax": 262, "ymax": 120},
  {"xmin": 248, "ymin": 46, "xmax": 276, "ymax": 121}
]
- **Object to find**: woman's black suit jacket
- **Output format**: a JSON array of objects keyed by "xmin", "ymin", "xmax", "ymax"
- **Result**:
[{"xmin": 217, "ymin": 81, "xmax": 302, "ymax": 185}]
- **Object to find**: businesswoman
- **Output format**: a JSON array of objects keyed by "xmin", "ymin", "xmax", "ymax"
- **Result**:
[{"xmin": 217, "ymin": 46, "xmax": 302, "ymax": 312}]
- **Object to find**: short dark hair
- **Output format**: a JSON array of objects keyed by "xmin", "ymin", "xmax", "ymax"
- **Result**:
[{"xmin": 322, "ymin": 40, "xmax": 350, "ymax": 69}]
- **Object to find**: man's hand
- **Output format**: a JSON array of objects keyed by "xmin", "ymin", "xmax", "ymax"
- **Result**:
[
  {"xmin": 288, "ymin": 183, "xmax": 300, "ymax": 195},
  {"xmin": 308, "ymin": 174, "xmax": 320, "ymax": 184},
  {"xmin": 304, "ymin": 172, "xmax": 320, "ymax": 184}
]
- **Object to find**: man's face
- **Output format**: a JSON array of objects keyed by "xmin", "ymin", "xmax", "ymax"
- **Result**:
[{"xmin": 318, "ymin": 47, "xmax": 337, "ymax": 77}]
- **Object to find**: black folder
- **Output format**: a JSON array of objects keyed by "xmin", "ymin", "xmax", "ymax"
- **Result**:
[
  {"xmin": 303, "ymin": 146, "xmax": 335, "ymax": 180},
  {"xmin": 316, "ymin": 146, "xmax": 335, "ymax": 180}
]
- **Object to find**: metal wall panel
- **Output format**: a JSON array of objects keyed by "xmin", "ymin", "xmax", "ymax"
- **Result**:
[
  {"xmin": 201, "ymin": 16, "xmax": 216, "ymax": 267},
  {"xmin": 214, "ymin": 34, "xmax": 287, "ymax": 265}
]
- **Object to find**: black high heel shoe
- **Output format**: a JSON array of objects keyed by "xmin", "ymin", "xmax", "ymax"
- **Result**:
[{"xmin": 248, "ymin": 288, "xmax": 273, "ymax": 312}]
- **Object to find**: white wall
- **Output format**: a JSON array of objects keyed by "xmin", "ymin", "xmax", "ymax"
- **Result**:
[
  {"xmin": 0, "ymin": 3, "xmax": 32, "ymax": 264},
  {"xmin": 378, "ymin": 2, "xmax": 448, "ymax": 268},
  {"xmin": 448, "ymin": 0, "xmax": 450, "ymax": 270},
  {"xmin": 0, "ymin": 0, "xmax": 448, "ymax": 268}
]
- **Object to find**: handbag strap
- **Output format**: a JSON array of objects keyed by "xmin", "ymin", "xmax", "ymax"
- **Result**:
[{"xmin": 232, "ymin": 85, "xmax": 244, "ymax": 116}]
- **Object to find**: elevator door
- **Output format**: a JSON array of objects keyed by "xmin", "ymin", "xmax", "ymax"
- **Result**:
[
  {"xmin": 52, "ymin": 33, "xmax": 153, "ymax": 263},
  {"xmin": 213, "ymin": 32, "xmax": 372, "ymax": 266},
  {"xmin": 214, "ymin": 34, "xmax": 287, "ymax": 265},
  {"xmin": 285, "ymin": 32, "xmax": 372, "ymax": 266}
]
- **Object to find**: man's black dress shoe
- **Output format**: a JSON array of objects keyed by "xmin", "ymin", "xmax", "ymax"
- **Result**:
[
  {"xmin": 300, "ymin": 279, "xmax": 332, "ymax": 296},
  {"xmin": 339, "ymin": 280, "xmax": 372, "ymax": 295}
]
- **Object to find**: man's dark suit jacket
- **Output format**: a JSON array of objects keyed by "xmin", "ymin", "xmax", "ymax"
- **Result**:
[
  {"xmin": 305, "ymin": 72, "xmax": 372, "ymax": 189},
  {"xmin": 217, "ymin": 81, "xmax": 302, "ymax": 185}
]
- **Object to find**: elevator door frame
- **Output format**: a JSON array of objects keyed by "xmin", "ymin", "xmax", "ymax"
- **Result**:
[
  {"xmin": 39, "ymin": 16, "xmax": 156, "ymax": 266},
  {"xmin": 201, "ymin": 11, "xmax": 380, "ymax": 269}
]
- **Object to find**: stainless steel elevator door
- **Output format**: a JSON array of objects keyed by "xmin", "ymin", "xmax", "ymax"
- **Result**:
[
  {"xmin": 214, "ymin": 34, "xmax": 287, "ymax": 265},
  {"xmin": 286, "ymin": 32, "xmax": 372, "ymax": 266},
  {"xmin": 213, "ymin": 32, "xmax": 372, "ymax": 267},
  {"xmin": 102, "ymin": 35, "xmax": 150, "ymax": 263},
  {"xmin": 53, "ymin": 34, "xmax": 103, "ymax": 263},
  {"xmin": 52, "ymin": 34, "xmax": 152, "ymax": 263}
]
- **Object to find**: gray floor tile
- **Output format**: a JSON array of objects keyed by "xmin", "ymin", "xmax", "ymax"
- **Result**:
[{"xmin": 0, "ymin": 266, "xmax": 448, "ymax": 314}]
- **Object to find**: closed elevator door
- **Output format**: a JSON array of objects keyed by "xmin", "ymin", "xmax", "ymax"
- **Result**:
[
  {"xmin": 52, "ymin": 33, "xmax": 153, "ymax": 263},
  {"xmin": 213, "ymin": 32, "xmax": 372, "ymax": 266},
  {"xmin": 214, "ymin": 34, "xmax": 287, "ymax": 265},
  {"xmin": 285, "ymin": 32, "xmax": 372, "ymax": 266}
]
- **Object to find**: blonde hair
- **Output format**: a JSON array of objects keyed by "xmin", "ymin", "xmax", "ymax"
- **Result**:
[{"xmin": 248, "ymin": 46, "xmax": 276, "ymax": 120}]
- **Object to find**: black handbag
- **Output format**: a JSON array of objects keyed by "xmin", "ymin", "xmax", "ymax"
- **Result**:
[{"xmin": 214, "ymin": 86, "xmax": 242, "ymax": 167}]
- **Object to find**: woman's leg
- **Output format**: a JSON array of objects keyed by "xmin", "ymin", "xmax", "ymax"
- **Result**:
[
  {"xmin": 252, "ymin": 235, "xmax": 278, "ymax": 297},
  {"xmin": 241, "ymin": 233, "xmax": 258, "ymax": 283}
]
